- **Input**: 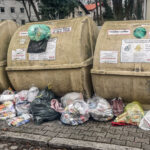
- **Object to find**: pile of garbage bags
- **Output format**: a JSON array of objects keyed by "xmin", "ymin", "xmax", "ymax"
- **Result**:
[{"xmin": 0, "ymin": 86, "xmax": 149, "ymax": 131}]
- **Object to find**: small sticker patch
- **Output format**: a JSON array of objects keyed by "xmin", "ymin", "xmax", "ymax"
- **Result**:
[
  {"xmin": 100, "ymin": 51, "xmax": 118, "ymax": 63},
  {"xmin": 108, "ymin": 30, "xmax": 130, "ymax": 35},
  {"xmin": 12, "ymin": 49, "xmax": 26, "ymax": 60},
  {"xmin": 52, "ymin": 27, "xmax": 71, "ymax": 34},
  {"xmin": 20, "ymin": 39, "xmax": 26, "ymax": 44},
  {"xmin": 19, "ymin": 32, "xmax": 28, "ymax": 36}
]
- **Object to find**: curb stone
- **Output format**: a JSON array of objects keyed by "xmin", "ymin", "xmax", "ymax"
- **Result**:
[{"xmin": 0, "ymin": 131, "xmax": 143, "ymax": 150}]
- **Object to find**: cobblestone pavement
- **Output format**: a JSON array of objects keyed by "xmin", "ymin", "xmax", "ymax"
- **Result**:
[{"xmin": 0, "ymin": 120, "xmax": 149, "ymax": 150}]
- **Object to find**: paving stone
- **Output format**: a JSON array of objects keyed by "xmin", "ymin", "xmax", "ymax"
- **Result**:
[
  {"xmin": 120, "ymin": 135, "xmax": 135, "ymax": 142},
  {"xmin": 79, "ymin": 130, "xmax": 93, "ymax": 136},
  {"xmin": 60, "ymin": 128, "xmax": 80, "ymax": 134},
  {"xmin": 33, "ymin": 129, "xmax": 47, "ymax": 135},
  {"xmin": 97, "ymin": 123, "xmax": 110, "ymax": 129},
  {"xmin": 143, "ymin": 133, "xmax": 150, "ymax": 139},
  {"xmin": 70, "ymin": 134, "xmax": 84, "ymax": 140},
  {"xmin": 89, "ymin": 126, "xmax": 102, "ymax": 132},
  {"xmin": 108, "ymin": 128, "xmax": 116, "ymax": 134},
  {"xmin": 96, "ymin": 137, "xmax": 111, "ymax": 143},
  {"xmin": 109, "ymin": 126, "xmax": 123, "ymax": 131},
  {"xmin": 111, "ymin": 139, "xmax": 126, "ymax": 146},
  {"xmin": 126, "ymin": 141, "xmax": 142, "ymax": 148},
  {"xmin": 76, "ymin": 125, "xmax": 90, "ymax": 130},
  {"xmin": 42, "ymin": 126, "xmax": 56, "ymax": 131},
  {"xmin": 83, "ymin": 136, "xmax": 97, "ymax": 142},
  {"xmin": 57, "ymin": 133, "xmax": 71, "ymax": 138},
  {"xmin": 106, "ymin": 133, "xmax": 120, "ymax": 140},
  {"xmin": 142, "ymin": 143, "xmax": 150, "ymax": 150},
  {"xmin": 115, "ymin": 129, "xmax": 128, "ymax": 136},
  {"xmin": 92, "ymin": 131, "xmax": 106, "ymax": 137},
  {"xmin": 123, "ymin": 127, "xmax": 137, "ymax": 132},
  {"xmin": 135, "ymin": 137, "xmax": 149, "ymax": 144},
  {"xmin": 44, "ymin": 131, "xmax": 58, "ymax": 137},
  {"xmin": 99, "ymin": 127, "xmax": 109, "ymax": 133},
  {"xmin": 129, "ymin": 131, "xmax": 143, "ymax": 138},
  {"xmin": 10, "ymin": 145, "xmax": 18, "ymax": 150}
]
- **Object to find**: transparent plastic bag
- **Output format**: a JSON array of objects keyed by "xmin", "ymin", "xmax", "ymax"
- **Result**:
[
  {"xmin": 15, "ymin": 90, "xmax": 28, "ymax": 103},
  {"xmin": 7, "ymin": 113, "xmax": 32, "ymax": 127},
  {"xmin": 15, "ymin": 101, "xmax": 30, "ymax": 116},
  {"xmin": 15, "ymin": 90, "xmax": 30, "ymax": 115},
  {"xmin": 111, "ymin": 97, "xmax": 124, "ymax": 117},
  {"xmin": 0, "ymin": 89, "xmax": 15, "ymax": 102},
  {"xmin": 0, "ymin": 101, "xmax": 16, "ymax": 120},
  {"xmin": 113, "ymin": 101, "xmax": 144, "ymax": 126},
  {"xmin": 139, "ymin": 111, "xmax": 150, "ymax": 130},
  {"xmin": 61, "ymin": 92, "xmax": 84, "ymax": 108},
  {"xmin": 27, "ymin": 87, "xmax": 39, "ymax": 102},
  {"xmin": 88, "ymin": 96, "xmax": 114, "ymax": 121},
  {"xmin": 61, "ymin": 100, "xmax": 89, "ymax": 125}
]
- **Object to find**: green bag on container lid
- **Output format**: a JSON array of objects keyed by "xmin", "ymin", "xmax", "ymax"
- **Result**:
[{"xmin": 28, "ymin": 24, "xmax": 50, "ymax": 42}]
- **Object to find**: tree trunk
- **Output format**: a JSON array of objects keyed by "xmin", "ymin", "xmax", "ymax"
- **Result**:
[
  {"xmin": 98, "ymin": 0, "xmax": 104, "ymax": 25},
  {"xmin": 22, "ymin": 0, "xmax": 31, "ymax": 22},
  {"xmin": 112, "ymin": 0, "xmax": 123, "ymax": 20},
  {"xmin": 95, "ymin": 0, "xmax": 100, "ymax": 25},
  {"xmin": 28, "ymin": 0, "xmax": 40, "ymax": 21}
]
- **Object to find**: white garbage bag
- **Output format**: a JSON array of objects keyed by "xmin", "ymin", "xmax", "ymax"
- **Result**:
[
  {"xmin": 27, "ymin": 87, "xmax": 39, "ymax": 102},
  {"xmin": 139, "ymin": 111, "xmax": 150, "ymax": 131},
  {"xmin": 61, "ymin": 92, "xmax": 84, "ymax": 108},
  {"xmin": 88, "ymin": 96, "xmax": 114, "ymax": 121},
  {"xmin": 61, "ymin": 100, "xmax": 89, "ymax": 125}
]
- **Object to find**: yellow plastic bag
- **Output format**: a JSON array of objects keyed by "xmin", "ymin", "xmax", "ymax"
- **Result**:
[{"xmin": 114, "ymin": 101, "xmax": 144, "ymax": 125}]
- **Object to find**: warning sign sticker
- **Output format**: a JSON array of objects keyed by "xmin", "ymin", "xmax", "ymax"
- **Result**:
[
  {"xmin": 108, "ymin": 30, "xmax": 130, "ymax": 35},
  {"xmin": 19, "ymin": 31, "xmax": 28, "ymax": 36},
  {"xmin": 12, "ymin": 49, "xmax": 26, "ymax": 60},
  {"xmin": 100, "ymin": 51, "xmax": 118, "ymax": 63},
  {"xmin": 52, "ymin": 27, "xmax": 71, "ymax": 34},
  {"xmin": 121, "ymin": 39, "xmax": 150, "ymax": 63}
]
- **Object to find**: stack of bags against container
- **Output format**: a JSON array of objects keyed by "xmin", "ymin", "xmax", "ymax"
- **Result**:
[
  {"xmin": 0, "ymin": 87, "xmax": 39, "ymax": 127},
  {"xmin": 8, "ymin": 86, "xmax": 39, "ymax": 127}
]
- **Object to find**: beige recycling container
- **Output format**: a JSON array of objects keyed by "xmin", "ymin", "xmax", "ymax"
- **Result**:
[
  {"xmin": 6, "ymin": 17, "xmax": 99, "ymax": 97},
  {"xmin": 0, "ymin": 20, "xmax": 18, "ymax": 92},
  {"xmin": 91, "ymin": 20, "xmax": 150, "ymax": 109}
]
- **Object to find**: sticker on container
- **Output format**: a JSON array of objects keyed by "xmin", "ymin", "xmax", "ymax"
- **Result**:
[
  {"xmin": 133, "ymin": 27, "xmax": 146, "ymax": 38},
  {"xmin": 52, "ymin": 27, "xmax": 71, "ymax": 34},
  {"xmin": 108, "ymin": 30, "xmax": 130, "ymax": 35},
  {"xmin": 20, "ymin": 39, "xmax": 26, "ymax": 44},
  {"xmin": 100, "ymin": 51, "xmax": 118, "ymax": 63},
  {"xmin": 12, "ymin": 49, "xmax": 26, "ymax": 60},
  {"xmin": 19, "ymin": 31, "xmax": 28, "ymax": 36},
  {"xmin": 29, "ymin": 38, "xmax": 57, "ymax": 60},
  {"xmin": 121, "ymin": 39, "xmax": 150, "ymax": 63}
]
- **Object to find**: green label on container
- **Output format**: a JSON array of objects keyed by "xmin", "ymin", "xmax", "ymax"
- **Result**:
[{"xmin": 133, "ymin": 27, "xmax": 146, "ymax": 38}]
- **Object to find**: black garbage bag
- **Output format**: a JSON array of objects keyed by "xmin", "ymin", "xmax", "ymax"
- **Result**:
[
  {"xmin": 30, "ymin": 87, "xmax": 60, "ymax": 125},
  {"xmin": 27, "ymin": 39, "xmax": 48, "ymax": 53}
]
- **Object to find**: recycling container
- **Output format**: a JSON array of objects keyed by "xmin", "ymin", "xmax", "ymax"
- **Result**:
[
  {"xmin": 91, "ymin": 20, "xmax": 150, "ymax": 109},
  {"xmin": 6, "ymin": 17, "xmax": 99, "ymax": 97},
  {"xmin": 0, "ymin": 20, "xmax": 18, "ymax": 92}
]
